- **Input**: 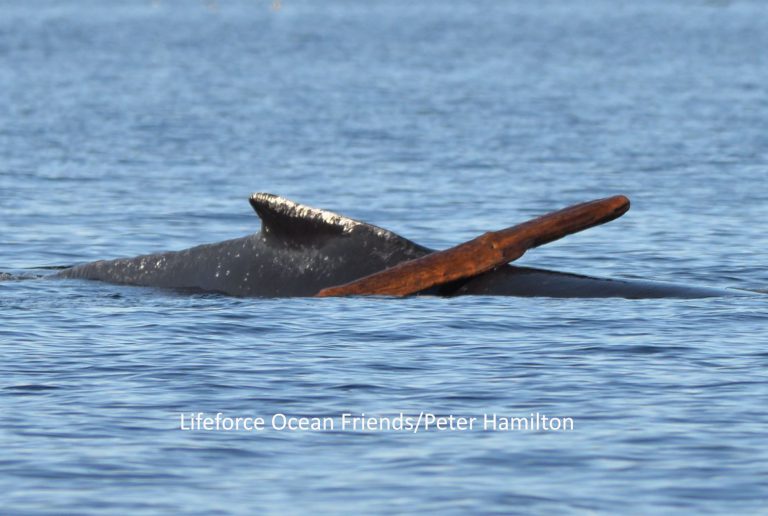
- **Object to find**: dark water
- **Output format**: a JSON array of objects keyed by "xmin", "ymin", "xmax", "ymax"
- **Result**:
[{"xmin": 2, "ymin": 0, "xmax": 767, "ymax": 513}]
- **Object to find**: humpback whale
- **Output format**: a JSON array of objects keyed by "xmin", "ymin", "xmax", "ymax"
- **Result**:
[{"xmin": 52, "ymin": 193, "xmax": 740, "ymax": 298}]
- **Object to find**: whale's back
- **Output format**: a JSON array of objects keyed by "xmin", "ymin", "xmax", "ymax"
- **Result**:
[{"xmin": 57, "ymin": 194, "xmax": 431, "ymax": 297}]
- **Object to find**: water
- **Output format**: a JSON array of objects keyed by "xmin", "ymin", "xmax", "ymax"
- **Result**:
[{"xmin": 1, "ymin": 0, "xmax": 767, "ymax": 513}]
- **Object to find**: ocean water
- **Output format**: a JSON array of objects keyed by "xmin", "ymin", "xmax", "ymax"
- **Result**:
[{"xmin": 1, "ymin": 0, "xmax": 767, "ymax": 513}]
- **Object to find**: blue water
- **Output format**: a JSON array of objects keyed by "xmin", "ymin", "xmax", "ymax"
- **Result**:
[{"xmin": 2, "ymin": 0, "xmax": 768, "ymax": 513}]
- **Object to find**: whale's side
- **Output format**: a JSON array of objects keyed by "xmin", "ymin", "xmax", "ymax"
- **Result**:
[
  {"xmin": 56, "ymin": 193, "xmax": 740, "ymax": 298},
  {"xmin": 449, "ymin": 266, "xmax": 731, "ymax": 298}
]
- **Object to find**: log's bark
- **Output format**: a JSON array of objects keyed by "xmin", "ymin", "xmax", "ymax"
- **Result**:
[{"xmin": 315, "ymin": 195, "xmax": 630, "ymax": 298}]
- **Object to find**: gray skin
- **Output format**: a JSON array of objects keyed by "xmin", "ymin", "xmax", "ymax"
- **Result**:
[{"xmin": 55, "ymin": 193, "xmax": 738, "ymax": 298}]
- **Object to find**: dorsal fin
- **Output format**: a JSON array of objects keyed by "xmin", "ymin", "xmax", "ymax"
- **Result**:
[{"xmin": 248, "ymin": 193, "xmax": 414, "ymax": 247}]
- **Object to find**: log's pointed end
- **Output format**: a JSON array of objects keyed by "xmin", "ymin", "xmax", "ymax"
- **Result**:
[
  {"xmin": 592, "ymin": 194, "xmax": 630, "ymax": 227},
  {"xmin": 591, "ymin": 194, "xmax": 631, "ymax": 218},
  {"xmin": 608, "ymin": 195, "xmax": 631, "ymax": 219}
]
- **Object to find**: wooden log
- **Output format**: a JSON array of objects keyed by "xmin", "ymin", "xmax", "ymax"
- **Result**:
[{"xmin": 315, "ymin": 195, "xmax": 630, "ymax": 297}]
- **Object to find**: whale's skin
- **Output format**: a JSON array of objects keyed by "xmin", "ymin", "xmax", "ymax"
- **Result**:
[
  {"xmin": 56, "ymin": 194, "xmax": 432, "ymax": 297},
  {"xmin": 451, "ymin": 266, "xmax": 731, "ymax": 298},
  {"xmin": 56, "ymin": 193, "xmax": 736, "ymax": 299}
]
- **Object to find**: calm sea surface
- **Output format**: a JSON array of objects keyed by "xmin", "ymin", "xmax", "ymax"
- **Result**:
[{"xmin": 2, "ymin": 1, "xmax": 767, "ymax": 513}]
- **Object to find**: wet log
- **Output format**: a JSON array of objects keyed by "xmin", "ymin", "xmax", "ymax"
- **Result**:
[{"xmin": 315, "ymin": 195, "xmax": 630, "ymax": 297}]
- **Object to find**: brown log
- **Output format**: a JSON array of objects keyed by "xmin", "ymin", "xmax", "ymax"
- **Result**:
[{"xmin": 315, "ymin": 195, "xmax": 630, "ymax": 297}]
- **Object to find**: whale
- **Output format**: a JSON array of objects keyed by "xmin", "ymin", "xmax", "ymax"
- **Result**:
[{"xmin": 51, "ymin": 193, "xmax": 740, "ymax": 298}]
